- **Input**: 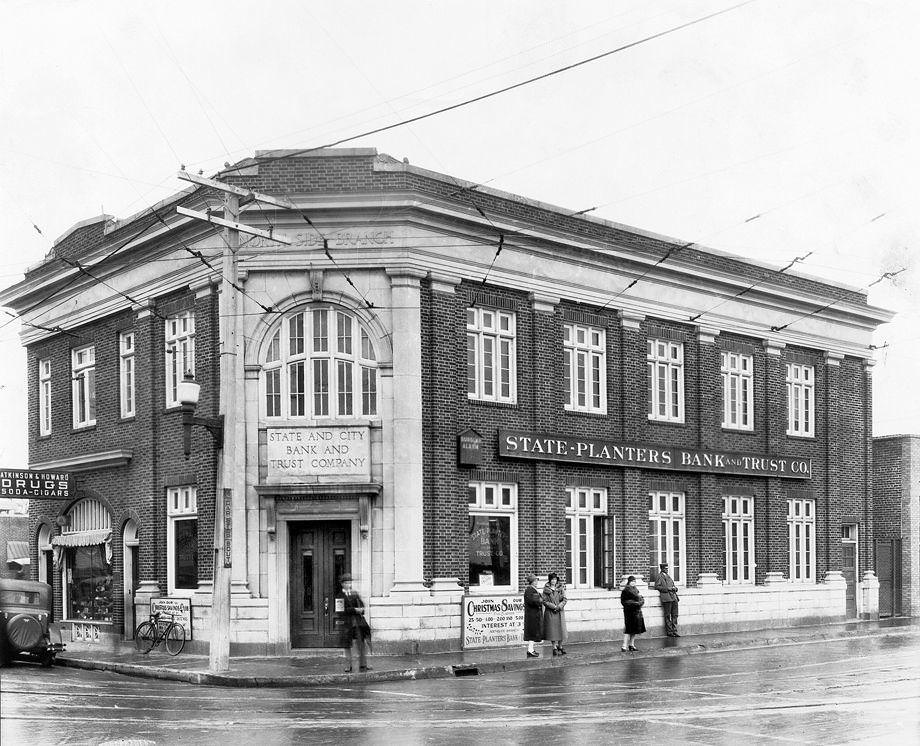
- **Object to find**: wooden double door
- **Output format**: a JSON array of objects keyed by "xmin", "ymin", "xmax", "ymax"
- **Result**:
[{"xmin": 289, "ymin": 521, "xmax": 351, "ymax": 648}]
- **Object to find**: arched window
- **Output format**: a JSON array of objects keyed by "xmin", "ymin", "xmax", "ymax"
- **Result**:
[
  {"xmin": 51, "ymin": 498, "xmax": 113, "ymax": 622},
  {"xmin": 262, "ymin": 306, "xmax": 379, "ymax": 419}
]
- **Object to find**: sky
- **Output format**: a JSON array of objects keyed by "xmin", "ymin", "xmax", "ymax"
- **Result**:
[{"xmin": 0, "ymin": 0, "xmax": 917, "ymax": 471}]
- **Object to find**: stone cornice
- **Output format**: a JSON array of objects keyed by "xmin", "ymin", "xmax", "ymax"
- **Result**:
[
  {"xmin": 255, "ymin": 482, "xmax": 382, "ymax": 499},
  {"xmin": 30, "ymin": 449, "xmax": 133, "ymax": 473}
]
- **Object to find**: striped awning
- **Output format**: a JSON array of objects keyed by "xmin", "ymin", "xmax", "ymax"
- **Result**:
[
  {"xmin": 6, "ymin": 540, "xmax": 29, "ymax": 565},
  {"xmin": 51, "ymin": 529, "xmax": 112, "ymax": 547}
]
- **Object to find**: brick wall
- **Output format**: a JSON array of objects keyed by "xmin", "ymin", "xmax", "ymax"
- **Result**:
[
  {"xmin": 26, "ymin": 289, "xmax": 220, "ymax": 630},
  {"xmin": 421, "ymin": 285, "xmax": 874, "ymax": 593}
]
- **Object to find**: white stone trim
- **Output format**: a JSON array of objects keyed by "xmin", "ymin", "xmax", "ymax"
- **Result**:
[
  {"xmin": 30, "ymin": 449, "xmax": 133, "ymax": 472},
  {"xmin": 620, "ymin": 311, "xmax": 645, "ymax": 330}
]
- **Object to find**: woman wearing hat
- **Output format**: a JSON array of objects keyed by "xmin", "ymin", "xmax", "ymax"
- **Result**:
[
  {"xmin": 542, "ymin": 572, "xmax": 567, "ymax": 655},
  {"xmin": 522, "ymin": 573, "xmax": 544, "ymax": 658},
  {"xmin": 340, "ymin": 573, "xmax": 371, "ymax": 672},
  {"xmin": 620, "ymin": 575, "xmax": 646, "ymax": 651}
]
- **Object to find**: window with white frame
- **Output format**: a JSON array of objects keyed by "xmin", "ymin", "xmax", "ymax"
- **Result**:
[
  {"xmin": 647, "ymin": 339, "xmax": 684, "ymax": 423},
  {"xmin": 721, "ymin": 351, "xmax": 753, "ymax": 430},
  {"xmin": 648, "ymin": 491, "xmax": 686, "ymax": 584},
  {"xmin": 788, "ymin": 498, "xmax": 816, "ymax": 583},
  {"xmin": 786, "ymin": 363, "xmax": 814, "ymax": 437},
  {"xmin": 468, "ymin": 481, "xmax": 517, "ymax": 589},
  {"xmin": 71, "ymin": 345, "xmax": 96, "ymax": 428},
  {"xmin": 563, "ymin": 323, "xmax": 606, "ymax": 413},
  {"xmin": 467, "ymin": 307, "xmax": 516, "ymax": 403},
  {"xmin": 565, "ymin": 487, "xmax": 613, "ymax": 588},
  {"xmin": 39, "ymin": 358, "xmax": 52, "ymax": 435},
  {"xmin": 167, "ymin": 486, "xmax": 198, "ymax": 592},
  {"xmin": 262, "ymin": 307, "xmax": 378, "ymax": 419},
  {"xmin": 119, "ymin": 331, "xmax": 135, "ymax": 418},
  {"xmin": 165, "ymin": 311, "xmax": 195, "ymax": 408},
  {"xmin": 722, "ymin": 495, "xmax": 755, "ymax": 583}
]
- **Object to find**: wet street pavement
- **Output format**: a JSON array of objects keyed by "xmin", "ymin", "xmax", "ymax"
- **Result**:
[{"xmin": 2, "ymin": 633, "xmax": 919, "ymax": 745}]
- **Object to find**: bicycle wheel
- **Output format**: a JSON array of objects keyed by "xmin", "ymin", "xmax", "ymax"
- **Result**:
[
  {"xmin": 164, "ymin": 623, "xmax": 186, "ymax": 656},
  {"xmin": 135, "ymin": 621, "xmax": 156, "ymax": 653}
]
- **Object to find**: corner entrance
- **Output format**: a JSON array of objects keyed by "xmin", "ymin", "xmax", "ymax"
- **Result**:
[{"xmin": 289, "ymin": 520, "xmax": 350, "ymax": 648}]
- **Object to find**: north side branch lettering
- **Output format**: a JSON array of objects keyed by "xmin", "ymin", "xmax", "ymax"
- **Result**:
[{"xmin": 498, "ymin": 430, "xmax": 811, "ymax": 480}]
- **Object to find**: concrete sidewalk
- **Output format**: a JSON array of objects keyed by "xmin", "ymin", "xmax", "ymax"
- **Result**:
[{"xmin": 56, "ymin": 617, "xmax": 920, "ymax": 688}]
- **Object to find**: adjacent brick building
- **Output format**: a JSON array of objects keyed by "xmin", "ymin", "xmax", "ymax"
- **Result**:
[
  {"xmin": 0, "ymin": 148, "xmax": 893, "ymax": 654},
  {"xmin": 873, "ymin": 434, "xmax": 920, "ymax": 617}
]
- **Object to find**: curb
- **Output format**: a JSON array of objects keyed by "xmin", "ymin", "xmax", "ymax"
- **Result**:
[{"xmin": 56, "ymin": 624, "xmax": 920, "ymax": 688}]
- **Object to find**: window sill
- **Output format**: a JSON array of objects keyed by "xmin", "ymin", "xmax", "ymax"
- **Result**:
[
  {"xmin": 647, "ymin": 418, "xmax": 687, "ymax": 427},
  {"xmin": 466, "ymin": 586, "xmax": 516, "ymax": 595},
  {"xmin": 468, "ymin": 398, "xmax": 518, "ymax": 409},
  {"xmin": 62, "ymin": 619, "xmax": 114, "ymax": 625},
  {"xmin": 71, "ymin": 424, "xmax": 97, "ymax": 433},
  {"xmin": 118, "ymin": 415, "xmax": 136, "ymax": 423},
  {"xmin": 563, "ymin": 408, "xmax": 608, "ymax": 418},
  {"xmin": 785, "ymin": 433, "xmax": 816, "ymax": 440},
  {"xmin": 37, "ymin": 433, "xmax": 53, "ymax": 440},
  {"xmin": 721, "ymin": 426, "xmax": 756, "ymax": 434}
]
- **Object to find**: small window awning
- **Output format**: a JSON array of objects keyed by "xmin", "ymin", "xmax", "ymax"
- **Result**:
[
  {"xmin": 7, "ymin": 540, "xmax": 29, "ymax": 566},
  {"xmin": 51, "ymin": 529, "xmax": 112, "ymax": 547}
]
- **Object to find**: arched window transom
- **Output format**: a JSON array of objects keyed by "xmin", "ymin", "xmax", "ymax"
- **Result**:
[{"xmin": 263, "ymin": 306, "xmax": 378, "ymax": 420}]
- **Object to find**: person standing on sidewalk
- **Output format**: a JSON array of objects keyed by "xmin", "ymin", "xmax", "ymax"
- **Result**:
[
  {"xmin": 523, "ymin": 573, "xmax": 544, "ymax": 658},
  {"xmin": 542, "ymin": 572, "xmax": 567, "ymax": 656},
  {"xmin": 340, "ymin": 573, "xmax": 371, "ymax": 672},
  {"xmin": 620, "ymin": 575, "xmax": 646, "ymax": 651},
  {"xmin": 654, "ymin": 562, "xmax": 680, "ymax": 637}
]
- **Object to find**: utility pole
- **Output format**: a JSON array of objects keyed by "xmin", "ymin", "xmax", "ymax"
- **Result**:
[{"xmin": 176, "ymin": 171, "xmax": 293, "ymax": 673}]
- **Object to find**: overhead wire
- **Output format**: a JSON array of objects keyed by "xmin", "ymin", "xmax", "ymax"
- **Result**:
[
  {"xmin": 0, "ymin": 208, "xmax": 164, "ymax": 334},
  {"xmin": 219, "ymin": 0, "xmax": 757, "ymax": 177},
  {"xmin": 770, "ymin": 268, "xmax": 907, "ymax": 333},
  {"xmin": 59, "ymin": 257, "xmax": 169, "ymax": 321}
]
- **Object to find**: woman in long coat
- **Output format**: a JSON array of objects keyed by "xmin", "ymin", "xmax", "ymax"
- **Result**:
[
  {"xmin": 620, "ymin": 575, "xmax": 646, "ymax": 651},
  {"xmin": 542, "ymin": 572, "xmax": 567, "ymax": 655},
  {"xmin": 523, "ymin": 573, "xmax": 543, "ymax": 658}
]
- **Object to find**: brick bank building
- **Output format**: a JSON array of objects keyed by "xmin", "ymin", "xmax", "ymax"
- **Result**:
[{"xmin": 0, "ymin": 148, "xmax": 892, "ymax": 654}]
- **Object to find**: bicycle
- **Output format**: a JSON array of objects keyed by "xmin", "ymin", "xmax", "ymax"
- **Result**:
[{"xmin": 134, "ymin": 611, "xmax": 186, "ymax": 656}]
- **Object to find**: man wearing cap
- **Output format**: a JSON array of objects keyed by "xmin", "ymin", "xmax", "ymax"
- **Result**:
[
  {"xmin": 654, "ymin": 562, "xmax": 680, "ymax": 637},
  {"xmin": 340, "ymin": 573, "xmax": 371, "ymax": 672}
]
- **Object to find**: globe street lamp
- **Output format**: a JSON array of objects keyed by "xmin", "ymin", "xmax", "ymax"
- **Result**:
[{"xmin": 178, "ymin": 372, "xmax": 224, "ymax": 459}]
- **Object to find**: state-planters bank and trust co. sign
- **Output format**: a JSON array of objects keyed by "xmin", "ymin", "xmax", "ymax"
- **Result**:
[{"xmin": 498, "ymin": 430, "xmax": 812, "ymax": 479}]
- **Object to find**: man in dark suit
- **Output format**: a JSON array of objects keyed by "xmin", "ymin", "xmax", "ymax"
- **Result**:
[
  {"xmin": 654, "ymin": 562, "xmax": 680, "ymax": 637},
  {"xmin": 341, "ymin": 573, "xmax": 371, "ymax": 672}
]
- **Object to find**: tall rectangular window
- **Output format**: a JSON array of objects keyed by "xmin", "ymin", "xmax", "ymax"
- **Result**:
[
  {"xmin": 468, "ymin": 481, "xmax": 517, "ymax": 590},
  {"xmin": 467, "ymin": 307, "xmax": 516, "ymax": 404},
  {"xmin": 166, "ymin": 486, "xmax": 198, "ymax": 593},
  {"xmin": 565, "ymin": 487, "xmax": 612, "ymax": 588},
  {"xmin": 165, "ymin": 311, "xmax": 195, "ymax": 408},
  {"xmin": 71, "ymin": 345, "xmax": 96, "ymax": 428},
  {"xmin": 786, "ymin": 363, "xmax": 814, "ymax": 437},
  {"xmin": 119, "ymin": 331, "xmax": 135, "ymax": 418},
  {"xmin": 563, "ymin": 324, "xmax": 606, "ymax": 414},
  {"xmin": 788, "ymin": 498, "xmax": 816, "ymax": 583},
  {"xmin": 648, "ymin": 491, "xmax": 685, "ymax": 584},
  {"xmin": 647, "ymin": 339, "xmax": 684, "ymax": 423},
  {"xmin": 722, "ymin": 495, "xmax": 755, "ymax": 584},
  {"xmin": 721, "ymin": 351, "xmax": 753, "ymax": 430},
  {"xmin": 39, "ymin": 358, "xmax": 52, "ymax": 436}
]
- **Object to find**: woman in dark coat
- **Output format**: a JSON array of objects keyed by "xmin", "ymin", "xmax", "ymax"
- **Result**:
[
  {"xmin": 523, "ymin": 573, "xmax": 544, "ymax": 658},
  {"xmin": 620, "ymin": 575, "xmax": 646, "ymax": 651},
  {"xmin": 542, "ymin": 572, "xmax": 568, "ymax": 655}
]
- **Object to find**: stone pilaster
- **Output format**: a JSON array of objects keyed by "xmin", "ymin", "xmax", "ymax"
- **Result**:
[{"xmin": 387, "ymin": 269, "xmax": 427, "ymax": 593}]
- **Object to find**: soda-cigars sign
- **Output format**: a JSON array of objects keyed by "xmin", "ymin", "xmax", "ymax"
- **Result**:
[
  {"xmin": 498, "ymin": 430, "xmax": 812, "ymax": 480},
  {"xmin": 0, "ymin": 470, "xmax": 73, "ymax": 499}
]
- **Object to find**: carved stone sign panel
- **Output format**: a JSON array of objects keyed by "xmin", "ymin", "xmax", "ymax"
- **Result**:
[{"xmin": 266, "ymin": 426, "xmax": 371, "ymax": 481}]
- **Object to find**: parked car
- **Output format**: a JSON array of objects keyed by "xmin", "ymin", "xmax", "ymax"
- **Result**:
[{"xmin": 0, "ymin": 579, "xmax": 65, "ymax": 666}]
